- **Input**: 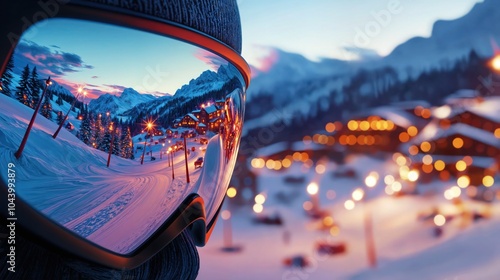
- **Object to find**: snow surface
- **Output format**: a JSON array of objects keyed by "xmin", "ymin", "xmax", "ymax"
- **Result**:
[
  {"xmin": 0, "ymin": 93, "xmax": 231, "ymax": 254},
  {"xmin": 199, "ymin": 154, "xmax": 500, "ymax": 280}
]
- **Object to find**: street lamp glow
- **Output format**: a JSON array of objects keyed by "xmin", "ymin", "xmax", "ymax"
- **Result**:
[
  {"xmin": 344, "ymin": 199, "xmax": 355, "ymax": 210},
  {"xmin": 491, "ymin": 55, "xmax": 500, "ymax": 72},
  {"xmin": 254, "ymin": 193, "xmax": 266, "ymax": 204},
  {"xmin": 408, "ymin": 170, "xmax": 419, "ymax": 182},
  {"xmin": 253, "ymin": 203, "xmax": 263, "ymax": 213},
  {"xmin": 365, "ymin": 172, "xmax": 378, "ymax": 188},
  {"xmin": 227, "ymin": 187, "xmax": 237, "ymax": 198},
  {"xmin": 352, "ymin": 188, "xmax": 365, "ymax": 201},
  {"xmin": 307, "ymin": 182, "xmax": 319, "ymax": 195},
  {"xmin": 434, "ymin": 214, "xmax": 446, "ymax": 227}
]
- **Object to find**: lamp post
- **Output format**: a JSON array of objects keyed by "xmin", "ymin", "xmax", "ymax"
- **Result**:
[
  {"xmin": 106, "ymin": 123, "xmax": 115, "ymax": 168},
  {"xmin": 53, "ymin": 87, "xmax": 87, "ymax": 139},
  {"xmin": 140, "ymin": 121, "xmax": 154, "ymax": 165},
  {"xmin": 362, "ymin": 172, "xmax": 378, "ymax": 268},
  {"xmin": 169, "ymin": 147, "xmax": 175, "ymax": 179},
  {"xmin": 15, "ymin": 77, "xmax": 52, "ymax": 159},
  {"xmin": 183, "ymin": 132, "xmax": 190, "ymax": 183}
]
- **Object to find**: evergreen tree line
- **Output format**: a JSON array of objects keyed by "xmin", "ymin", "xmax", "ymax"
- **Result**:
[
  {"xmin": 77, "ymin": 111, "xmax": 135, "ymax": 159},
  {"xmin": 0, "ymin": 57, "xmax": 53, "ymax": 119}
]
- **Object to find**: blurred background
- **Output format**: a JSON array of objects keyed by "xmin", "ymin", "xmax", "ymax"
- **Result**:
[{"xmin": 198, "ymin": 0, "xmax": 500, "ymax": 279}]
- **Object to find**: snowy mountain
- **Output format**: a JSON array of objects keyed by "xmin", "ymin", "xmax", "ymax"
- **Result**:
[
  {"xmin": 381, "ymin": 0, "xmax": 500, "ymax": 72},
  {"xmin": 244, "ymin": 0, "xmax": 500, "ymax": 135},
  {"xmin": 89, "ymin": 88, "xmax": 156, "ymax": 115},
  {"xmin": 174, "ymin": 64, "xmax": 237, "ymax": 99},
  {"xmin": 121, "ymin": 64, "xmax": 239, "ymax": 123}
]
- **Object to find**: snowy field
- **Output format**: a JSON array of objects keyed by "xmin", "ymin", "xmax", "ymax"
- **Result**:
[{"xmin": 199, "ymin": 156, "xmax": 500, "ymax": 280}]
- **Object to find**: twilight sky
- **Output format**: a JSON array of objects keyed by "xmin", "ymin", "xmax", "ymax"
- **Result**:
[{"xmin": 239, "ymin": 0, "xmax": 483, "ymax": 66}]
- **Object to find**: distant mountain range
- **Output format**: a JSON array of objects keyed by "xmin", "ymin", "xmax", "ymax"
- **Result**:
[
  {"xmin": 88, "ymin": 88, "xmax": 156, "ymax": 115},
  {"xmin": 243, "ymin": 0, "xmax": 500, "ymax": 134}
]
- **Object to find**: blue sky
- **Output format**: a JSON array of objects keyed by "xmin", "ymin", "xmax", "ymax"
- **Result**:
[
  {"xmin": 239, "ymin": 0, "xmax": 483, "ymax": 65},
  {"xmin": 15, "ymin": 19, "xmax": 227, "ymax": 98}
]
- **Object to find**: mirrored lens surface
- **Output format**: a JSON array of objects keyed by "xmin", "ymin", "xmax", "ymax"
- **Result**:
[{"xmin": 0, "ymin": 19, "xmax": 245, "ymax": 254}]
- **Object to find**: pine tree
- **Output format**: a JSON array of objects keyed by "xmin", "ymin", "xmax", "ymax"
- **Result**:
[
  {"xmin": 40, "ymin": 94, "xmax": 52, "ymax": 119},
  {"xmin": 79, "ymin": 114, "xmax": 93, "ymax": 146},
  {"xmin": 112, "ymin": 127, "xmax": 121, "ymax": 156},
  {"xmin": 99, "ymin": 128, "xmax": 112, "ymax": 152},
  {"xmin": 16, "ymin": 65, "xmax": 31, "ymax": 107},
  {"xmin": 1, "ymin": 56, "xmax": 14, "ymax": 96},
  {"xmin": 120, "ymin": 127, "xmax": 134, "ymax": 159},
  {"xmin": 28, "ymin": 67, "xmax": 40, "ymax": 108},
  {"xmin": 93, "ymin": 114, "xmax": 103, "ymax": 149}
]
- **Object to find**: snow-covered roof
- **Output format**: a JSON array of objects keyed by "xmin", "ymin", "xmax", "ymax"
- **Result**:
[
  {"xmin": 467, "ymin": 97, "xmax": 500, "ymax": 123},
  {"xmin": 204, "ymin": 104, "xmax": 218, "ymax": 114},
  {"xmin": 186, "ymin": 113, "xmax": 199, "ymax": 122},
  {"xmin": 192, "ymin": 109, "xmax": 201, "ymax": 113},
  {"xmin": 434, "ymin": 96, "xmax": 500, "ymax": 123},
  {"xmin": 412, "ymin": 122, "xmax": 500, "ymax": 148},
  {"xmin": 444, "ymin": 89, "xmax": 479, "ymax": 104},
  {"xmin": 198, "ymin": 123, "xmax": 206, "ymax": 127}
]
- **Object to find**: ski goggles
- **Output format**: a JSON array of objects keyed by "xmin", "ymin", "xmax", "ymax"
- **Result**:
[{"xmin": 0, "ymin": 1, "xmax": 250, "ymax": 269}]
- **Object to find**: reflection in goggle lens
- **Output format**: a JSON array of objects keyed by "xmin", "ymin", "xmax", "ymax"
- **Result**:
[{"xmin": 0, "ymin": 19, "xmax": 245, "ymax": 254}]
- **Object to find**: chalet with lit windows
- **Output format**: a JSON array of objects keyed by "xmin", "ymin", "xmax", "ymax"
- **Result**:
[
  {"xmin": 403, "ymin": 120, "xmax": 500, "ymax": 187},
  {"xmin": 215, "ymin": 99, "xmax": 225, "ymax": 109},
  {"xmin": 196, "ymin": 122, "xmax": 207, "ymax": 135},
  {"xmin": 173, "ymin": 118, "xmax": 182, "ymax": 128},
  {"xmin": 202, "ymin": 104, "xmax": 222, "ymax": 122},
  {"xmin": 336, "ymin": 106, "xmax": 421, "ymax": 152},
  {"xmin": 180, "ymin": 114, "xmax": 199, "ymax": 128}
]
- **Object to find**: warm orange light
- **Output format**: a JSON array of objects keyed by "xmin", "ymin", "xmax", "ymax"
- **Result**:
[
  {"xmin": 226, "ymin": 187, "xmax": 238, "ymax": 198},
  {"xmin": 347, "ymin": 120, "xmax": 359, "ymax": 131},
  {"xmin": 253, "ymin": 204, "xmax": 263, "ymax": 213},
  {"xmin": 266, "ymin": 159, "xmax": 275, "ymax": 169},
  {"xmin": 365, "ymin": 172, "xmax": 379, "ymax": 188},
  {"xmin": 282, "ymin": 158, "xmax": 292, "ymax": 168},
  {"xmin": 407, "ymin": 126, "xmax": 418, "ymax": 137},
  {"xmin": 359, "ymin": 121, "xmax": 370, "ymax": 131},
  {"xmin": 434, "ymin": 160, "xmax": 446, "ymax": 171},
  {"xmin": 422, "ymin": 164, "xmax": 433, "ymax": 174},
  {"xmin": 420, "ymin": 141, "xmax": 432, "ymax": 152},
  {"xmin": 452, "ymin": 137, "xmax": 464, "ymax": 149},
  {"xmin": 483, "ymin": 175, "xmax": 494, "ymax": 187},
  {"xmin": 399, "ymin": 132, "xmax": 410, "ymax": 143},
  {"xmin": 421, "ymin": 109, "xmax": 431, "ymax": 119},
  {"xmin": 491, "ymin": 55, "xmax": 500, "ymax": 72},
  {"xmin": 455, "ymin": 160, "xmax": 467, "ymax": 172},
  {"xmin": 408, "ymin": 145, "xmax": 419, "ymax": 156},
  {"xmin": 325, "ymin": 122, "xmax": 336, "ymax": 133},
  {"xmin": 303, "ymin": 135, "xmax": 312, "ymax": 144},
  {"xmin": 493, "ymin": 128, "xmax": 500, "ymax": 139}
]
